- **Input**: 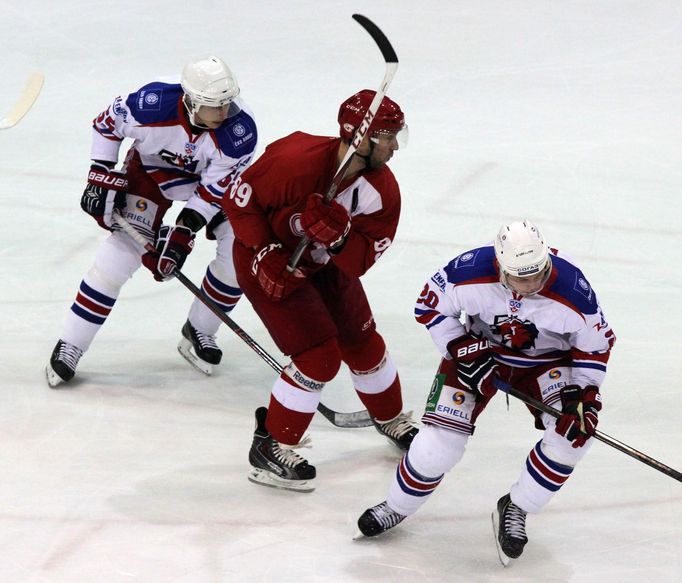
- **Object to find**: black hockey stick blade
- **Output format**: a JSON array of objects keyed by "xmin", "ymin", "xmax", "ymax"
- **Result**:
[
  {"xmin": 317, "ymin": 402, "xmax": 373, "ymax": 428},
  {"xmin": 494, "ymin": 378, "xmax": 682, "ymax": 483},
  {"xmin": 352, "ymin": 14, "xmax": 398, "ymax": 64}
]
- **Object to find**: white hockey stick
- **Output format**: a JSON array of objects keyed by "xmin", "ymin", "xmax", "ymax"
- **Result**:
[
  {"xmin": 0, "ymin": 72, "xmax": 44, "ymax": 130},
  {"xmin": 287, "ymin": 14, "xmax": 399, "ymax": 271}
]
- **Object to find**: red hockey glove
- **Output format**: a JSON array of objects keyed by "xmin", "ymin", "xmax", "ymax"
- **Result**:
[
  {"xmin": 81, "ymin": 162, "xmax": 128, "ymax": 230},
  {"xmin": 141, "ymin": 225, "xmax": 195, "ymax": 282},
  {"xmin": 251, "ymin": 243, "xmax": 306, "ymax": 301},
  {"xmin": 447, "ymin": 334, "xmax": 497, "ymax": 398},
  {"xmin": 555, "ymin": 384, "xmax": 602, "ymax": 448},
  {"xmin": 300, "ymin": 193, "xmax": 351, "ymax": 248}
]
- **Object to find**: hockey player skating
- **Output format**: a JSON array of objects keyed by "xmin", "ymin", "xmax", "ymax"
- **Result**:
[
  {"xmin": 221, "ymin": 89, "xmax": 419, "ymax": 492},
  {"xmin": 46, "ymin": 56, "xmax": 258, "ymax": 386},
  {"xmin": 356, "ymin": 220, "xmax": 615, "ymax": 565}
]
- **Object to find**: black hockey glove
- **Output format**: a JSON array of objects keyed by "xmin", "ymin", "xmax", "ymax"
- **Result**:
[
  {"xmin": 141, "ymin": 225, "xmax": 195, "ymax": 282},
  {"xmin": 555, "ymin": 384, "xmax": 602, "ymax": 448},
  {"xmin": 80, "ymin": 162, "xmax": 128, "ymax": 230},
  {"xmin": 447, "ymin": 334, "xmax": 497, "ymax": 398}
]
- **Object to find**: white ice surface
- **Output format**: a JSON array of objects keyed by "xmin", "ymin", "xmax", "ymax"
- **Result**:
[{"xmin": 1, "ymin": 1, "xmax": 681, "ymax": 582}]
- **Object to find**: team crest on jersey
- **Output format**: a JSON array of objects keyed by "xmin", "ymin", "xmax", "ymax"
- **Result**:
[
  {"xmin": 491, "ymin": 315, "xmax": 539, "ymax": 350},
  {"xmin": 289, "ymin": 213, "xmax": 304, "ymax": 237}
]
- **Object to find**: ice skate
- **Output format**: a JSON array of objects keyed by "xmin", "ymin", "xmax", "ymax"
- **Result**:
[
  {"xmin": 177, "ymin": 320, "xmax": 222, "ymax": 375},
  {"xmin": 355, "ymin": 501, "xmax": 406, "ymax": 539},
  {"xmin": 247, "ymin": 407, "xmax": 316, "ymax": 493},
  {"xmin": 373, "ymin": 411, "xmax": 419, "ymax": 450},
  {"xmin": 45, "ymin": 340, "xmax": 83, "ymax": 388},
  {"xmin": 492, "ymin": 493, "xmax": 528, "ymax": 566}
]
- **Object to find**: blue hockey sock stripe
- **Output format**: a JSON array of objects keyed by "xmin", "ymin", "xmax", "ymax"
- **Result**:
[
  {"xmin": 70, "ymin": 280, "xmax": 116, "ymax": 325},
  {"xmin": 396, "ymin": 452, "xmax": 443, "ymax": 497},
  {"xmin": 202, "ymin": 268, "xmax": 241, "ymax": 312},
  {"xmin": 525, "ymin": 440, "xmax": 574, "ymax": 492}
]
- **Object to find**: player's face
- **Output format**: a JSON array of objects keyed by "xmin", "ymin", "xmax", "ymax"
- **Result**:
[
  {"xmin": 195, "ymin": 104, "xmax": 230, "ymax": 129},
  {"xmin": 504, "ymin": 272, "xmax": 547, "ymax": 296},
  {"xmin": 358, "ymin": 131, "xmax": 400, "ymax": 169}
]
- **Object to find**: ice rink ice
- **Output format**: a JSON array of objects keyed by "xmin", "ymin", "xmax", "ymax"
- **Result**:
[{"xmin": 1, "ymin": 1, "xmax": 681, "ymax": 581}]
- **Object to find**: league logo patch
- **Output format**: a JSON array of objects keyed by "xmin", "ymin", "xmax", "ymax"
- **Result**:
[
  {"xmin": 509, "ymin": 299, "xmax": 522, "ymax": 313},
  {"xmin": 574, "ymin": 273, "xmax": 593, "ymax": 301},
  {"xmin": 232, "ymin": 122, "xmax": 246, "ymax": 137},
  {"xmin": 454, "ymin": 249, "xmax": 478, "ymax": 269},
  {"xmin": 184, "ymin": 142, "xmax": 197, "ymax": 156},
  {"xmin": 137, "ymin": 89, "xmax": 162, "ymax": 111}
]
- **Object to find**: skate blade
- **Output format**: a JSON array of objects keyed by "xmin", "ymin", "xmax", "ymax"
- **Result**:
[
  {"xmin": 177, "ymin": 338, "xmax": 213, "ymax": 375},
  {"xmin": 352, "ymin": 529, "xmax": 367, "ymax": 541},
  {"xmin": 247, "ymin": 468, "xmax": 315, "ymax": 493},
  {"xmin": 491, "ymin": 510, "xmax": 511, "ymax": 567},
  {"xmin": 45, "ymin": 364, "xmax": 64, "ymax": 388}
]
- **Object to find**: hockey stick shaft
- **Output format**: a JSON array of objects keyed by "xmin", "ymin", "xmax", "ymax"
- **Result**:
[
  {"xmin": 493, "ymin": 378, "xmax": 682, "ymax": 483},
  {"xmin": 0, "ymin": 72, "xmax": 44, "ymax": 130},
  {"xmin": 113, "ymin": 211, "xmax": 372, "ymax": 428},
  {"xmin": 287, "ymin": 14, "xmax": 398, "ymax": 271}
]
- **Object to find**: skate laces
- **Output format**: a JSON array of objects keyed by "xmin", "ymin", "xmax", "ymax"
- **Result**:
[
  {"xmin": 370, "ymin": 502, "xmax": 405, "ymax": 529},
  {"xmin": 377, "ymin": 411, "xmax": 417, "ymax": 438},
  {"xmin": 503, "ymin": 500, "xmax": 528, "ymax": 539},
  {"xmin": 57, "ymin": 341, "xmax": 83, "ymax": 369},
  {"xmin": 193, "ymin": 329, "xmax": 218, "ymax": 350},
  {"xmin": 273, "ymin": 435, "xmax": 312, "ymax": 467}
]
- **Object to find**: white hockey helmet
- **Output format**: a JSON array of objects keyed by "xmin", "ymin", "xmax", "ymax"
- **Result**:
[
  {"xmin": 494, "ymin": 219, "xmax": 552, "ymax": 292},
  {"xmin": 181, "ymin": 56, "xmax": 240, "ymax": 125}
]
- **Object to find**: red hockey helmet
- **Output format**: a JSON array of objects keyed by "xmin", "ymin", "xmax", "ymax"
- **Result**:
[{"xmin": 338, "ymin": 89, "xmax": 405, "ymax": 141}]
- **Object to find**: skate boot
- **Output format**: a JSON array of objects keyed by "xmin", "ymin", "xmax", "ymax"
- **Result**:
[
  {"xmin": 492, "ymin": 493, "xmax": 528, "ymax": 566},
  {"xmin": 45, "ymin": 340, "xmax": 83, "ymax": 388},
  {"xmin": 247, "ymin": 407, "xmax": 316, "ymax": 493},
  {"xmin": 177, "ymin": 320, "xmax": 222, "ymax": 375},
  {"xmin": 355, "ymin": 501, "xmax": 406, "ymax": 539},
  {"xmin": 373, "ymin": 411, "xmax": 419, "ymax": 450}
]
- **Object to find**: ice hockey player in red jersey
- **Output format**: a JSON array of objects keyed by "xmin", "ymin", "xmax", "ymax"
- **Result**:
[
  {"xmin": 356, "ymin": 220, "xmax": 615, "ymax": 565},
  {"xmin": 221, "ymin": 89, "xmax": 419, "ymax": 492},
  {"xmin": 45, "ymin": 56, "xmax": 258, "ymax": 386}
]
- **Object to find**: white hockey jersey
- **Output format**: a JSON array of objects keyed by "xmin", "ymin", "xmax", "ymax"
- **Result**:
[
  {"xmin": 89, "ymin": 79, "xmax": 257, "ymax": 224},
  {"xmin": 415, "ymin": 245, "xmax": 615, "ymax": 388}
]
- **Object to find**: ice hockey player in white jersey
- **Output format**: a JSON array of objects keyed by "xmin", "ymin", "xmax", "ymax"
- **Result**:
[
  {"xmin": 46, "ymin": 56, "xmax": 258, "ymax": 386},
  {"xmin": 356, "ymin": 220, "xmax": 615, "ymax": 565}
]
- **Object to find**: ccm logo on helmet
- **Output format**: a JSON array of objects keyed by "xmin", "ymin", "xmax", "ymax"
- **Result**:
[{"xmin": 455, "ymin": 340, "xmax": 490, "ymax": 358}]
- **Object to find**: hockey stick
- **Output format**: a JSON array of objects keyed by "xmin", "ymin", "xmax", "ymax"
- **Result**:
[
  {"xmin": 0, "ymin": 72, "xmax": 44, "ymax": 130},
  {"xmin": 493, "ymin": 378, "xmax": 682, "ymax": 483},
  {"xmin": 113, "ymin": 211, "xmax": 373, "ymax": 428},
  {"xmin": 287, "ymin": 14, "xmax": 399, "ymax": 271}
]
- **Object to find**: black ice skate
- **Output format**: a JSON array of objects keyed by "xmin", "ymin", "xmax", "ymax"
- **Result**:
[
  {"xmin": 247, "ymin": 407, "xmax": 316, "ymax": 493},
  {"xmin": 355, "ymin": 501, "xmax": 406, "ymax": 539},
  {"xmin": 373, "ymin": 411, "xmax": 419, "ymax": 450},
  {"xmin": 492, "ymin": 493, "xmax": 528, "ymax": 566},
  {"xmin": 177, "ymin": 320, "xmax": 222, "ymax": 375},
  {"xmin": 45, "ymin": 340, "xmax": 83, "ymax": 388}
]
